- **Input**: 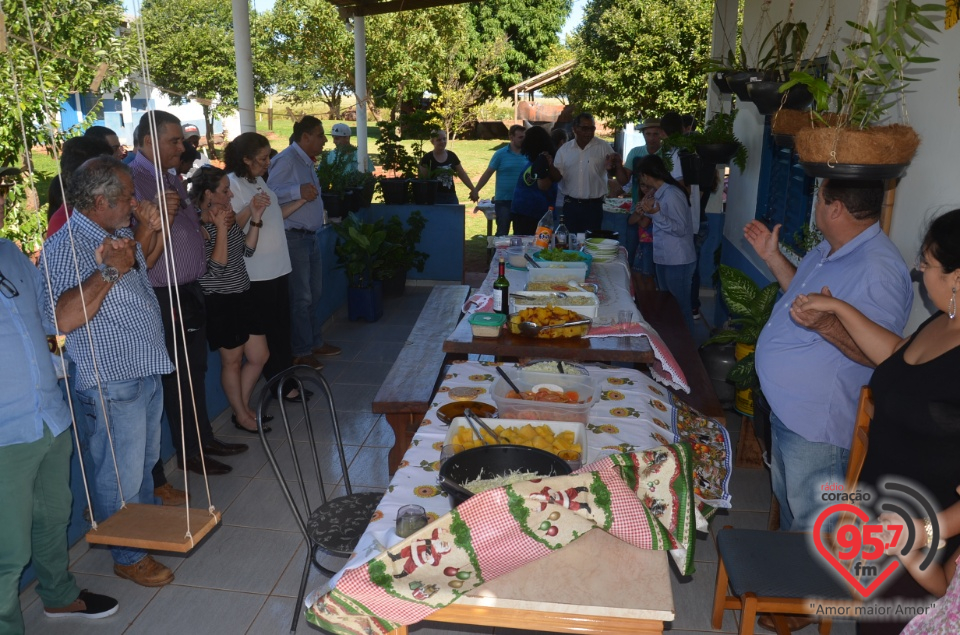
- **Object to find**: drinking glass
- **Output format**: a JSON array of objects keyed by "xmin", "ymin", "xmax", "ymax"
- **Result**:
[
  {"xmin": 396, "ymin": 504, "xmax": 428, "ymax": 538},
  {"xmin": 559, "ymin": 449, "xmax": 582, "ymax": 471}
]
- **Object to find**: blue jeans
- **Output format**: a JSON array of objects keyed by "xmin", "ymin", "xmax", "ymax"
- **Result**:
[
  {"xmin": 770, "ymin": 411, "xmax": 850, "ymax": 531},
  {"xmin": 655, "ymin": 261, "xmax": 696, "ymax": 334},
  {"xmin": 76, "ymin": 375, "xmax": 163, "ymax": 565},
  {"xmin": 690, "ymin": 219, "xmax": 709, "ymax": 312},
  {"xmin": 494, "ymin": 199, "xmax": 512, "ymax": 236},
  {"xmin": 286, "ymin": 230, "xmax": 325, "ymax": 357}
]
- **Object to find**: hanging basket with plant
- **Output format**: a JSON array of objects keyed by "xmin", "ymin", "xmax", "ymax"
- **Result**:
[{"xmin": 780, "ymin": 0, "xmax": 940, "ymax": 178}]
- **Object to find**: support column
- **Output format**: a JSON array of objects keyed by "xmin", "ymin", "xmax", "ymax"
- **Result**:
[
  {"xmin": 232, "ymin": 0, "xmax": 256, "ymax": 133},
  {"xmin": 354, "ymin": 15, "xmax": 369, "ymax": 171}
]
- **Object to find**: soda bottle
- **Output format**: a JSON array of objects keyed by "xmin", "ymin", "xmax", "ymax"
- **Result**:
[
  {"xmin": 534, "ymin": 207, "xmax": 554, "ymax": 248},
  {"xmin": 554, "ymin": 213, "xmax": 569, "ymax": 250}
]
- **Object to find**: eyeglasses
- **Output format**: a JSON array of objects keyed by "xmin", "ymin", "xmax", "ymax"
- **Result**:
[
  {"xmin": 915, "ymin": 254, "xmax": 930, "ymax": 272},
  {"xmin": 0, "ymin": 268, "xmax": 19, "ymax": 298}
]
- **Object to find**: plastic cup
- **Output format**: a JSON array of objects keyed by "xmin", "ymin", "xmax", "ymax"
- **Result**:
[{"xmin": 559, "ymin": 450, "xmax": 582, "ymax": 471}]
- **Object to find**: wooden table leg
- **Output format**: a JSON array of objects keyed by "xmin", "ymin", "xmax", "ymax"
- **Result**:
[{"xmin": 385, "ymin": 413, "xmax": 425, "ymax": 475}]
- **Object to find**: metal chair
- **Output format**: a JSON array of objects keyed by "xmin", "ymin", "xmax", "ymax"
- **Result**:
[
  {"xmin": 256, "ymin": 366, "xmax": 383, "ymax": 634},
  {"xmin": 711, "ymin": 387, "xmax": 874, "ymax": 635}
]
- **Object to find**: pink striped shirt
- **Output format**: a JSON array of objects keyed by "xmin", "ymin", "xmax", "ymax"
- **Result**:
[{"xmin": 129, "ymin": 152, "xmax": 206, "ymax": 286}]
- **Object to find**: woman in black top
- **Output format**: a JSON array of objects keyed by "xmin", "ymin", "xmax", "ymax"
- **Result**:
[
  {"xmin": 419, "ymin": 129, "xmax": 475, "ymax": 204},
  {"xmin": 190, "ymin": 166, "xmax": 271, "ymax": 433},
  {"xmin": 792, "ymin": 209, "xmax": 960, "ymax": 634}
]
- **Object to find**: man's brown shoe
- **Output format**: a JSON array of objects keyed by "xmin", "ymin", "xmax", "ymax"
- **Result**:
[
  {"xmin": 312, "ymin": 343, "xmax": 342, "ymax": 356},
  {"xmin": 114, "ymin": 556, "xmax": 174, "ymax": 587},
  {"xmin": 293, "ymin": 354, "xmax": 323, "ymax": 370},
  {"xmin": 154, "ymin": 483, "xmax": 187, "ymax": 506}
]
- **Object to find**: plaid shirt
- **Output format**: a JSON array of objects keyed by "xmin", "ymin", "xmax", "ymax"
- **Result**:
[{"xmin": 39, "ymin": 211, "xmax": 173, "ymax": 391}]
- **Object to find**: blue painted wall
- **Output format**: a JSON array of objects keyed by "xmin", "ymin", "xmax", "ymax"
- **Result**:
[{"xmin": 364, "ymin": 204, "xmax": 465, "ymax": 282}]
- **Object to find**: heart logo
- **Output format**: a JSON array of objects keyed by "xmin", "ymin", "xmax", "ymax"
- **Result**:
[{"xmin": 812, "ymin": 503, "xmax": 900, "ymax": 598}]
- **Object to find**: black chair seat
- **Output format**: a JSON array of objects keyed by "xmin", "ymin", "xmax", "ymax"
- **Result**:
[
  {"xmin": 718, "ymin": 529, "xmax": 850, "ymax": 600},
  {"xmin": 307, "ymin": 492, "xmax": 383, "ymax": 555}
]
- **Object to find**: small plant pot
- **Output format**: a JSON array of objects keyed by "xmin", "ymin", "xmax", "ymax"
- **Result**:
[
  {"xmin": 695, "ymin": 141, "xmax": 741, "ymax": 165},
  {"xmin": 379, "ymin": 178, "xmax": 409, "ymax": 205},
  {"xmin": 712, "ymin": 71, "xmax": 733, "ymax": 94},
  {"xmin": 410, "ymin": 179, "xmax": 439, "ymax": 206},
  {"xmin": 733, "ymin": 342, "xmax": 755, "ymax": 417},
  {"xmin": 726, "ymin": 70, "xmax": 767, "ymax": 102},
  {"xmin": 347, "ymin": 282, "xmax": 384, "ymax": 322},
  {"xmin": 343, "ymin": 187, "xmax": 361, "ymax": 214},
  {"xmin": 359, "ymin": 181, "xmax": 375, "ymax": 208},
  {"xmin": 321, "ymin": 192, "xmax": 347, "ymax": 220},
  {"xmin": 745, "ymin": 81, "xmax": 814, "ymax": 115}
]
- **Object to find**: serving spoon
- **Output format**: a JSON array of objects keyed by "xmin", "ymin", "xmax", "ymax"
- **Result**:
[{"xmin": 517, "ymin": 318, "xmax": 592, "ymax": 337}]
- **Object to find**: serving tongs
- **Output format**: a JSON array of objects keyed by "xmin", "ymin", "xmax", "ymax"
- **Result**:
[
  {"xmin": 524, "ymin": 253, "xmax": 541, "ymax": 268},
  {"xmin": 464, "ymin": 407, "xmax": 502, "ymax": 444}
]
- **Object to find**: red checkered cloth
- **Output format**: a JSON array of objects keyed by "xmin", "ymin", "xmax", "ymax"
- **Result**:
[
  {"xmin": 305, "ymin": 445, "xmax": 697, "ymax": 635},
  {"xmin": 585, "ymin": 323, "xmax": 689, "ymax": 393}
]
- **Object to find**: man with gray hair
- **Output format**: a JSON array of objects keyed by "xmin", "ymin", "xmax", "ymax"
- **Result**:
[{"xmin": 40, "ymin": 156, "xmax": 177, "ymax": 587}]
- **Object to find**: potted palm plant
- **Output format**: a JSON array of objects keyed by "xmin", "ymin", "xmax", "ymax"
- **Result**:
[
  {"xmin": 781, "ymin": 0, "xmax": 940, "ymax": 178},
  {"xmin": 703, "ymin": 265, "xmax": 779, "ymax": 416},
  {"xmin": 332, "ymin": 212, "xmax": 387, "ymax": 321}
]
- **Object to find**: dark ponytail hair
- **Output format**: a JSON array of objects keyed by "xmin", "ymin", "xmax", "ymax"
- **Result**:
[
  {"xmin": 635, "ymin": 154, "xmax": 688, "ymax": 204},
  {"xmin": 921, "ymin": 209, "xmax": 960, "ymax": 274},
  {"xmin": 223, "ymin": 132, "xmax": 270, "ymax": 178}
]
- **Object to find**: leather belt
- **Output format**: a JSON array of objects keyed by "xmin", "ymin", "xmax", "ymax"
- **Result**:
[{"xmin": 563, "ymin": 196, "xmax": 603, "ymax": 204}]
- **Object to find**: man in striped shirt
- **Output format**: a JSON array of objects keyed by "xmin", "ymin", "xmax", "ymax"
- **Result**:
[
  {"xmin": 40, "ymin": 156, "xmax": 177, "ymax": 586},
  {"xmin": 130, "ymin": 111, "xmax": 247, "ymax": 487}
]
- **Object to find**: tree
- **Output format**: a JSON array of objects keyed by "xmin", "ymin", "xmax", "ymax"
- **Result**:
[
  {"xmin": 430, "ymin": 36, "xmax": 509, "ymax": 139},
  {"xmin": 467, "ymin": 0, "xmax": 572, "ymax": 98},
  {"xmin": 567, "ymin": 0, "xmax": 714, "ymax": 128},
  {"xmin": 258, "ymin": 0, "xmax": 354, "ymax": 118},
  {"xmin": 0, "ymin": 0, "xmax": 136, "ymax": 252},
  {"xmin": 137, "ymin": 0, "xmax": 250, "ymax": 154}
]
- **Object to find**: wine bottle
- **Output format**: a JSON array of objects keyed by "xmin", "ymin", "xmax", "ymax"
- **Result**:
[
  {"xmin": 554, "ymin": 213, "xmax": 569, "ymax": 250},
  {"xmin": 493, "ymin": 257, "xmax": 509, "ymax": 315}
]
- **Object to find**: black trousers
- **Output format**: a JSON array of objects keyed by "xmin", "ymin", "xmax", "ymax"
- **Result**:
[
  {"xmin": 562, "ymin": 197, "xmax": 603, "ymax": 234},
  {"xmin": 152, "ymin": 282, "xmax": 212, "ymax": 486}
]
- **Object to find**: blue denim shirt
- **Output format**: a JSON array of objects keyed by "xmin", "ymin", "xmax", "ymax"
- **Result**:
[
  {"xmin": 0, "ymin": 239, "xmax": 72, "ymax": 446},
  {"xmin": 756, "ymin": 224, "xmax": 912, "ymax": 448},
  {"xmin": 268, "ymin": 142, "xmax": 325, "ymax": 231}
]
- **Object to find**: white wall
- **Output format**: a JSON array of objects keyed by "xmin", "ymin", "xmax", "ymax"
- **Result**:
[{"xmin": 720, "ymin": 0, "xmax": 959, "ymax": 333}]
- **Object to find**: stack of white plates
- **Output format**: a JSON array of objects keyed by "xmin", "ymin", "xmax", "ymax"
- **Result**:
[{"xmin": 582, "ymin": 238, "xmax": 619, "ymax": 263}]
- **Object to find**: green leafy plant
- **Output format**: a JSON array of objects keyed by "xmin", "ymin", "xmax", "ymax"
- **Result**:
[
  {"xmin": 377, "ymin": 211, "xmax": 430, "ymax": 280},
  {"xmin": 374, "ymin": 122, "xmax": 421, "ymax": 180},
  {"xmin": 664, "ymin": 110, "xmax": 748, "ymax": 173},
  {"xmin": 704, "ymin": 265, "xmax": 779, "ymax": 390},
  {"xmin": 332, "ymin": 212, "xmax": 387, "ymax": 288},
  {"xmin": 0, "ymin": 182, "xmax": 47, "ymax": 256},
  {"xmin": 316, "ymin": 149, "xmax": 352, "ymax": 195},
  {"xmin": 780, "ymin": 0, "xmax": 941, "ymax": 129}
]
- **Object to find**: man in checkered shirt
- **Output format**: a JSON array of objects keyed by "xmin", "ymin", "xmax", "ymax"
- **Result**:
[{"xmin": 39, "ymin": 156, "xmax": 178, "ymax": 588}]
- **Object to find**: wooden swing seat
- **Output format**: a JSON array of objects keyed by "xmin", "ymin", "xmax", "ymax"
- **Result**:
[{"xmin": 85, "ymin": 504, "xmax": 221, "ymax": 553}]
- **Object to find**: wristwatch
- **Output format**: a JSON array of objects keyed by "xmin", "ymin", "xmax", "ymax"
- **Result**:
[
  {"xmin": 249, "ymin": 219, "xmax": 263, "ymax": 228},
  {"xmin": 98, "ymin": 263, "xmax": 120, "ymax": 283}
]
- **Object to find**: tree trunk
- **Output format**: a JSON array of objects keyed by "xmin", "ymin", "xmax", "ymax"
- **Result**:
[
  {"xmin": 326, "ymin": 95, "xmax": 342, "ymax": 119},
  {"xmin": 202, "ymin": 104, "xmax": 218, "ymax": 160}
]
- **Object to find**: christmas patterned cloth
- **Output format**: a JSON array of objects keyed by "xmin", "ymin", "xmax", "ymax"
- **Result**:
[
  {"xmin": 305, "ymin": 445, "xmax": 698, "ymax": 635},
  {"xmin": 584, "ymin": 322, "xmax": 689, "ymax": 393}
]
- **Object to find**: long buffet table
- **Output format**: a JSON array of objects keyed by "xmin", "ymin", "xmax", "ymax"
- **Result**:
[{"xmin": 304, "ymin": 360, "xmax": 733, "ymax": 634}]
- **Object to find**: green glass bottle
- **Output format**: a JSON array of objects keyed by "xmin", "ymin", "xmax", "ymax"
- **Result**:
[{"xmin": 493, "ymin": 257, "xmax": 509, "ymax": 315}]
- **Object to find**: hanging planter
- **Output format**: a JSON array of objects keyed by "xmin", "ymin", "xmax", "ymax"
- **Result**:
[
  {"xmin": 695, "ymin": 141, "xmax": 741, "ymax": 166},
  {"xmin": 726, "ymin": 71, "xmax": 767, "ymax": 102},
  {"xmin": 746, "ymin": 81, "xmax": 814, "ymax": 115},
  {"xmin": 795, "ymin": 125, "xmax": 919, "ymax": 179},
  {"xmin": 712, "ymin": 71, "xmax": 733, "ymax": 94}
]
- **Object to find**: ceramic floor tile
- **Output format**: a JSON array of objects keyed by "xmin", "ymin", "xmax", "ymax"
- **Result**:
[
  {"xmin": 694, "ymin": 527, "xmax": 718, "ymax": 563},
  {"xmin": 324, "ymin": 323, "xmax": 385, "ymax": 345},
  {"xmin": 354, "ymin": 339, "xmax": 407, "ymax": 363},
  {"xmin": 331, "ymin": 383, "xmax": 382, "ymax": 412},
  {"xmin": 254, "ymin": 438, "xmax": 358, "ymax": 488},
  {"xmin": 160, "ymin": 470, "xmax": 252, "ymax": 514},
  {"xmin": 171, "ymin": 524, "xmax": 302, "ymax": 594},
  {"xmin": 726, "ymin": 466, "xmax": 772, "ymax": 513},
  {"xmin": 70, "ymin": 545, "xmax": 185, "ymax": 578},
  {"xmin": 271, "ymin": 541, "xmax": 334, "ymax": 598},
  {"xmin": 362, "ymin": 415, "xmax": 396, "ymax": 448},
  {"xmin": 246, "ymin": 595, "xmax": 306, "ymax": 634},
  {"xmin": 222, "ymin": 476, "xmax": 332, "ymax": 532},
  {"xmin": 748, "ymin": 615, "xmax": 857, "ymax": 634},
  {"xmin": 379, "ymin": 308, "xmax": 424, "ymax": 327},
  {"xmin": 125, "ymin": 585, "xmax": 265, "ymax": 634},
  {"xmin": 284, "ymin": 407, "xmax": 372, "ymax": 445},
  {"xmin": 23, "ymin": 572, "xmax": 161, "ymax": 635},
  {"xmin": 347, "ymin": 446, "xmax": 392, "ymax": 488},
  {"xmin": 710, "ymin": 509, "xmax": 773, "ymax": 533},
  {"xmin": 202, "ymin": 433, "xmax": 277, "ymax": 478},
  {"xmin": 410, "ymin": 623, "xmax": 494, "ymax": 635},
  {"xmin": 669, "ymin": 560, "xmax": 738, "ymax": 632},
  {"xmin": 336, "ymin": 361, "xmax": 396, "ymax": 386},
  {"xmin": 313, "ymin": 358, "xmax": 349, "ymax": 382},
  {"xmin": 373, "ymin": 323, "xmax": 423, "ymax": 342}
]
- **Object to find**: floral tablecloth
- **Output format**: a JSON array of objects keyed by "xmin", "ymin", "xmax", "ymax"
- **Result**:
[{"xmin": 304, "ymin": 360, "xmax": 733, "ymax": 632}]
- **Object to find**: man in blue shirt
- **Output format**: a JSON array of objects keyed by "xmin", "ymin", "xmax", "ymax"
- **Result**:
[
  {"xmin": 0, "ymin": 176, "xmax": 118, "ymax": 630},
  {"xmin": 268, "ymin": 116, "xmax": 341, "ymax": 369},
  {"xmin": 470, "ymin": 125, "xmax": 527, "ymax": 235},
  {"xmin": 746, "ymin": 179, "xmax": 912, "ymax": 532},
  {"xmin": 40, "ymin": 156, "xmax": 177, "ymax": 587}
]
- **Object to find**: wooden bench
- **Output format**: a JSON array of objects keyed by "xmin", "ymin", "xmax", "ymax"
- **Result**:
[
  {"xmin": 635, "ymin": 290, "xmax": 725, "ymax": 424},
  {"xmin": 373, "ymin": 284, "xmax": 470, "ymax": 474}
]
